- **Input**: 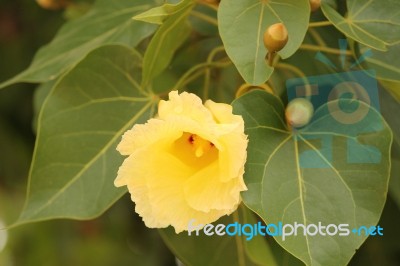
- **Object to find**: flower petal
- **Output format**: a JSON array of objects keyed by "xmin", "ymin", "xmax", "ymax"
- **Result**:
[
  {"xmin": 184, "ymin": 162, "xmax": 247, "ymax": 212},
  {"xmin": 124, "ymin": 147, "xmax": 226, "ymax": 233},
  {"xmin": 205, "ymin": 100, "xmax": 243, "ymax": 126},
  {"xmin": 158, "ymin": 91, "xmax": 213, "ymax": 124},
  {"xmin": 218, "ymin": 132, "xmax": 248, "ymax": 182},
  {"xmin": 115, "ymin": 154, "xmax": 167, "ymax": 228},
  {"xmin": 116, "ymin": 119, "xmax": 182, "ymax": 156}
]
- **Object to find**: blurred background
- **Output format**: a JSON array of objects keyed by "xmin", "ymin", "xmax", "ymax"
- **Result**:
[
  {"xmin": 0, "ymin": 1, "xmax": 399, "ymax": 266},
  {"xmin": 0, "ymin": 0, "xmax": 175, "ymax": 265}
]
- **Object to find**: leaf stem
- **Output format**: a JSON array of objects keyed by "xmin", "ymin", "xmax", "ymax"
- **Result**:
[
  {"xmin": 307, "ymin": 28, "xmax": 327, "ymax": 47},
  {"xmin": 300, "ymin": 44, "xmax": 352, "ymax": 55},
  {"xmin": 171, "ymin": 59, "xmax": 231, "ymax": 92},
  {"xmin": 203, "ymin": 46, "xmax": 226, "ymax": 100},
  {"xmin": 275, "ymin": 63, "xmax": 312, "ymax": 101},
  {"xmin": 309, "ymin": 21, "xmax": 332, "ymax": 27},
  {"xmin": 195, "ymin": 0, "xmax": 219, "ymax": 11},
  {"xmin": 190, "ymin": 10, "xmax": 218, "ymax": 26}
]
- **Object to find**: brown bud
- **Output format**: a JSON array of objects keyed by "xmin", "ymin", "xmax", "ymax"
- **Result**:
[
  {"xmin": 263, "ymin": 23, "xmax": 288, "ymax": 53},
  {"xmin": 36, "ymin": 0, "xmax": 68, "ymax": 10},
  {"xmin": 310, "ymin": 0, "xmax": 321, "ymax": 12}
]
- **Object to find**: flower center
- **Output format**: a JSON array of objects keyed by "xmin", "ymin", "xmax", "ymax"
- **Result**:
[
  {"xmin": 188, "ymin": 134, "xmax": 214, "ymax": 157},
  {"xmin": 170, "ymin": 132, "xmax": 218, "ymax": 169}
]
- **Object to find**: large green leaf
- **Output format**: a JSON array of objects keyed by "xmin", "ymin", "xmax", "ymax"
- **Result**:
[
  {"xmin": 321, "ymin": 0, "xmax": 400, "ymax": 51},
  {"xmin": 16, "ymin": 45, "xmax": 157, "ymax": 225},
  {"xmin": 0, "ymin": 0, "xmax": 159, "ymax": 89},
  {"xmin": 141, "ymin": 0, "xmax": 193, "ymax": 89},
  {"xmin": 380, "ymin": 86, "xmax": 400, "ymax": 209},
  {"xmin": 359, "ymin": 43, "xmax": 400, "ymax": 86},
  {"xmin": 159, "ymin": 205, "xmax": 277, "ymax": 266},
  {"xmin": 380, "ymin": 81, "xmax": 400, "ymax": 146},
  {"xmin": 233, "ymin": 90, "xmax": 392, "ymax": 266},
  {"xmin": 218, "ymin": 0, "xmax": 310, "ymax": 85}
]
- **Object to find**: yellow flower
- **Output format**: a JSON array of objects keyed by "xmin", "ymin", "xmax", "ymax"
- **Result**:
[{"xmin": 114, "ymin": 91, "xmax": 248, "ymax": 233}]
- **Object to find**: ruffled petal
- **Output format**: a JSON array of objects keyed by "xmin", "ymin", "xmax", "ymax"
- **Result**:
[
  {"xmin": 116, "ymin": 118, "xmax": 182, "ymax": 156},
  {"xmin": 205, "ymin": 100, "xmax": 243, "ymax": 126},
  {"xmin": 127, "ymin": 147, "xmax": 226, "ymax": 233},
  {"xmin": 115, "ymin": 154, "xmax": 167, "ymax": 228},
  {"xmin": 184, "ymin": 162, "xmax": 246, "ymax": 212},
  {"xmin": 158, "ymin": 91, "xmax": 213, "ymax": 124}
]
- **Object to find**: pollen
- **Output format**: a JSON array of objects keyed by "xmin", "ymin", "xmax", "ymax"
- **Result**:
[{"xmin": 189, "ymin": 134, "xmax": 214, "ymax": 157}]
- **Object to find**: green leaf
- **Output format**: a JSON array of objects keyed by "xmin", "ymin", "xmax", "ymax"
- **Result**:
[
  {"xmin": 321, "ymin": 0, "xmax": 400, "ymax": 51},
  {"xmin": 359, "ymin": 43, "xmax": 400, "ymax": 85},
  {"xmin": 159, "ymin": 205, "xmax": 277, "ymax": 266},
  {"xmin": 379, "ymin": 86, "xmax": 400, "ymax": 209},
  {"xmin": 16, "ymin": 45, "xmax": 157, "ymax": 225},
  {"xmin": 0, "ymin": 0, "xmax": 159, "ymax": 89},
  {"xmin": 218, "ymin": 0, "xmax": 310, "ymax": 85},
  {"xmin": 233, "ymin": 90, "xmax": 392, "ymax": 266},
  {"xmin": 33, "ymin": 80, "xmax": 56, "ymax": 134},
  {"xmin": 141, "ymin": 0, "xmax": 193, "ymax": 89},
  {"xmin": 133, "ymin": 0, "xmax": 192, "ymax": 25},
  {"xmin": 380, "ymin": 81, "xmax": 400, "ymax": 145}
]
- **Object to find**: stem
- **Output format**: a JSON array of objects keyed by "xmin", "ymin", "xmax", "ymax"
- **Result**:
[
  {"xmin": 300, "ymin": 44, "xmax": 352, "ymax": 55},
  {"xmin": 309, "ymin": 21, "xmax": 333, "ymax": 27},
  {"xmin": 190, "ymin": 10, "xmax": 218, "ymax": 26},
  {"xmin": 275, "ymin": 63, "xmax": 312, "ymax": 101},
  {"xmin": 308, "ymin": 28, "xmax": 327, "ymax": 47},
  {"xmin": 171, "ymin": 59, "xmax": 231, "ymax": 92},
  {"xmin": 195, "ymin": 0, "xmax": 219, "ymax": 11},
  {"xmin": 203, "ymin": 46, "xmax": 226, "ymax": 100},
  {"xmin": 235, "ymin": 83, "xmax": 275, "ymax": 98}
]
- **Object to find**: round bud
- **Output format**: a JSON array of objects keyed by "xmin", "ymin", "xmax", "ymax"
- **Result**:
[
  {"xmin": 285, "ymin": 98, "xmax": 314, "ymax": 128},
  {"xmin": 36, "ymin": 0, "xmax": 68, "ymax": 10},
  {"xmin": 310, "ymin": 0, "xmax": 321, "ymax": 12},
  {"xmin": 263, "ymin": 23, "xmax": 288, "ymax": 53}
]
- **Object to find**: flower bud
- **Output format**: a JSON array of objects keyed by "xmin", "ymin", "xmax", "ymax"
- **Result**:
[
  {"xmin": 285, "ymin": 98, "xmax": 314, "ymax": 128},
  {"xmin": 263, "ymin": 23, "xmax": 288, "ymax": 53},
  {"xmin": 36, "ymin": 0, "xmax": 68, "ymax": 10},
  {"xmin": 310, "ymin": 0, "xmax": 321, "ymax": 12}
]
